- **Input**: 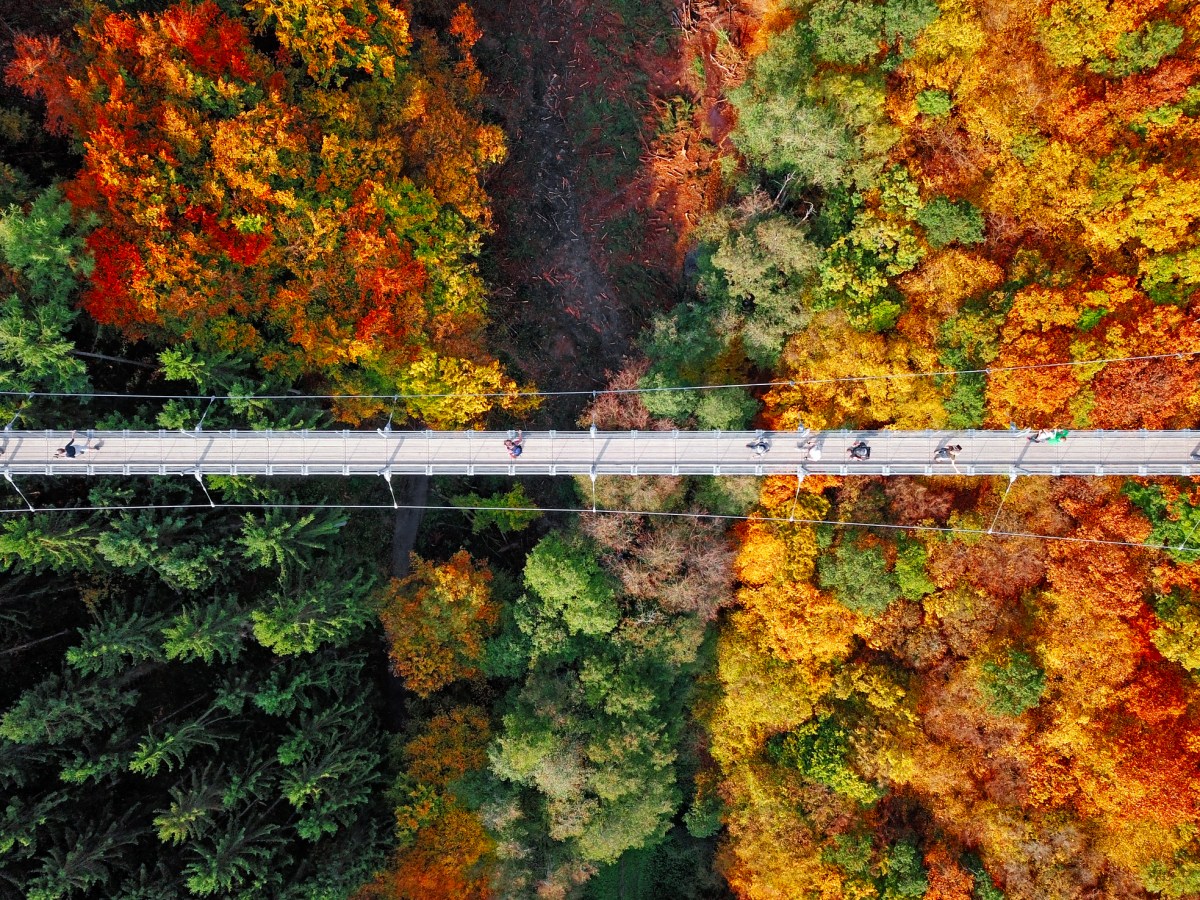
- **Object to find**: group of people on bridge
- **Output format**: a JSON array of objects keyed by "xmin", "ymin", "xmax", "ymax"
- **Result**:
[
  {"xmin": 30, "ymin": 424, "xmax": 1108, "ymax": 467},
  {"xmin": 35, "ymin": 427, "xmax": 1076, "ymax": 464},
  {"xmin": 743, "ymin": 427, "xmax": 1075, "ymax": 464}
]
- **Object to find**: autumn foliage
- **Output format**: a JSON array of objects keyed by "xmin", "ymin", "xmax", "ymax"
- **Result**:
[
  {"xmin": 8, "ymin": 0, "xmax": 528, "ymax": 426},
  {"xmin": 380, "ymin": 551, "xmax": 497, "ymax": 697},
  {"xmin": 357, "ymin": 708, "xmax": 494, "ymax": 900},
  {"xmin": 691, "ymin": 1, "xmax": 1200, "ymax": 897}
]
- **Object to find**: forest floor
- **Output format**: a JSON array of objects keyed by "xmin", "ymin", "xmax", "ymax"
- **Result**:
[{"xmin": 474, "ymin": 0, "xmax": 761, "ymax": 425}]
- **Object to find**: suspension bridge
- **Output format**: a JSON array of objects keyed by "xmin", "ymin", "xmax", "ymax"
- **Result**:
[{"xmin": 2, "ymin": 429, "xmax": 1198, "ymax": 479}]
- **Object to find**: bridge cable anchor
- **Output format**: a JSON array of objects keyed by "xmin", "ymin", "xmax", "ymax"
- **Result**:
[
  {"xmin": 381, "ymin": 469, "xmax": 398, "ymax": 509},
  {"xmin": 189, "ymin": 469, "xmax": 215, "ymax": 507},
  {"xmin": 377, "ymin": 395, "xmax": 398, "ymax": 437},
  {"xmin": 183, "ymin": 397, "xmax": 217, "ymax": 436},
  {"xmin": 986, "ymin": 471, "xmax": 1019, "ymax": 535},
  {"xmin": 788, "ymin": 467, "xmax": 804, "ymax": 523},
  {"xmin": 3, "ymin": 470, "xmax": 34, "ymax": 512}
]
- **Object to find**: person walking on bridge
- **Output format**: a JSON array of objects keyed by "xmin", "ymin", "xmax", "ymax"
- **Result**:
[
  {"xmin": 504, "ymin": 430, "xmax": 524, "ymax": 458},
  {"xmin": 54, "ymin": 431, "xmax": 101, "ymax": 459},
  {"xmin": 1029, "ymin": 428, "xmax": 1068, "ymax": 444},
  {"xmin": 934, "ymin": 444, "xmax": 961, "ymax": 462},
  {"xmin": 934, "ymin": 443, "xmax": 962, "ymax": 472},
  {"xmin": 747, "ymin": 436, "xmax": 770, "ymax": 457}
]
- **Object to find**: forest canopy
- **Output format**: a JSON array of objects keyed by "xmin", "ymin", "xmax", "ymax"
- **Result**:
[
  {"xmin": 7, "ymin": 0, "xmax": 526, "ymax": 427},
  {"xmin": 3, "ymin": 0, "xmax": 1200, "ymax": 899}
]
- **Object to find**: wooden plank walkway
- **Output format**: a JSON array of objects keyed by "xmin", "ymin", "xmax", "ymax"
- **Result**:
[{"xmin": 2, "ymin": 429, "xmax": 1199, "ymax": 478}]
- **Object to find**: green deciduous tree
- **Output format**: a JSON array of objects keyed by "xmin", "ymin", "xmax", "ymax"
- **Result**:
[
  {"xmin": 694, "ymin": 388, "xmax": 760, "ymax": 430},
  {"xmin": 522, "ymin": 533, "xmax": 620, "ymax": 642},
  {"xmin": 880, "ymin": 839, "xmax": 929, "ymax": 899},
  {"xmin": 916, "ymin": 89, "xmax": 952, "ymax": 117},
  {"xmin": 1124, "ymin": 481, "xmax": 1200, "ymax": 564},
  {"xmin": 894, "ymin": 541, "xmax": 936, "ymax": 600},
  {"xmin": 808, "ymin": 0, "xmax": 887, "ymax": 65},
  {"xmin": 706, "ymin": 214, "xmax": 821, "ymax": 368},
  {"xmin": 980, "ymin": 650, "xmax": 1045, "ymax": 716},
  {"xmin": 916, "ymin": 196, "xmax": 986, "ymax": 248},
  {"xmin": 1089, "ymin": 21, "xmax": 1183, "ymax": 77},
  {"xmin": 818, "ymin": 541, "xmax": 901, "ymax": 615},
  {"xmin": 768, "ymin": 715, "xmax": 883, "ymax": 805},
  {"xmin": 733, "ymin": 94, "xmax": 858, "ymax": 189},
  {"xmin": 449, "ymin": 484, "xmax": 542, "ymax": 535}
]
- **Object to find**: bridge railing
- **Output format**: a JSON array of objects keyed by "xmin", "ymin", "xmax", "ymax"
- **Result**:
[{"xmin": 1, "ymin": 429, "xmax": 1197, "ymax": 479}]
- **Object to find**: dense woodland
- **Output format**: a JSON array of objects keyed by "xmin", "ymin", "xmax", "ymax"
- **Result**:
[{"xmin": 2, "ymin": 0, "xmax": 1200, "ymax": 899}]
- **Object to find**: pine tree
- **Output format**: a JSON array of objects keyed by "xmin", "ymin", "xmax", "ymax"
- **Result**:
[
  {"xmin": 250, "ymin": 567, "xmax": 376, "ymax": 655},
  {"xmin": 181, "ymin": 818, "xmax": 282, "ymax": 898},
  {"xmin": 66, "ymin": 609, "xmax": 168, "ymax": 677},
  {"xmin": 0, "ymin": 517, "xmax": 97, "ymax": 575},
  {"xmin": 129, "ymin": 713, "xmax": 226, "ymax": 778},
  {"xmin": 1, "ymin": 674, "xmax": 140, "ymax": 747},
  {"xmin": 161, "ymin": 598, "xmax": 246, "ymax": 665},
  {"xmin": 23, "ymin": 817, "xmax": 145, "ymax": 900},
  {"xmin": 153, "ymin": 765, "xmax": 227, "ymax": 846},
  {"xmin": 237, "ymin": 509, "xmax": 348, "ymax": 573}
]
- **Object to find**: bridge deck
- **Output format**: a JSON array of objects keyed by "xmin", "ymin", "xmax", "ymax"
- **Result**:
[{"xmin": 2, "ymin": 429, "xmax": 1198, "ymax": 479}]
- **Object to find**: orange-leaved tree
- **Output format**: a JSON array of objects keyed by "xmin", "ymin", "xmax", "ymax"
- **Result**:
[
  {"xmin": 356, "ymin": 707, "xmax": 494, "ymax": 900},
  {"xmin": 8, "ymin": 0, "xmax": 531, "ymax": 426},
  {"xmin": 380, "ymin": 550, "xmax": 497, "ymax": 697},
  {"xmin": 986, "ymin": 276, "xmax": 1200, "ymax": 428}
]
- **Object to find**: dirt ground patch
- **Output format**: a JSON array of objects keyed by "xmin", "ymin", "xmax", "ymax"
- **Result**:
[{"xmin": 474, "ymin": 0, "xmax": 769, "ymax": 423}]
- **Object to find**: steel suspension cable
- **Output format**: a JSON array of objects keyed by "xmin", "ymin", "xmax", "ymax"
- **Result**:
[
  {"xmin": 1, "ymin": 350, "xmax": 1196, "ymax": 405},
  {"xmin": 0, "ymin": 496, "xmax": 1191, "ymax": 556}
]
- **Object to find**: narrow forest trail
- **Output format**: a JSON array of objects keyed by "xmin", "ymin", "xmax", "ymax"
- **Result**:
[
  {"xmin": 476, "ymin": 0, "xmax": 633, "ymax": 417},
  {"xmin": 474, "ymin": 0, "xmax": 766, "ymax": 424}
]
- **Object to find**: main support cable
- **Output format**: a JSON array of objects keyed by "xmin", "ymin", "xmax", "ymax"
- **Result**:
[
  {"xmin": 1, "ymin": 350, "xmax": 1195, "ymax": 405},
  {"xmin": 0, "ymin": 496, "xmax": 1193, "ymax": 555}
]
